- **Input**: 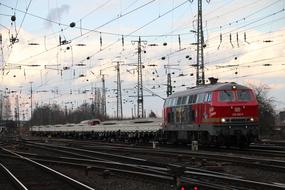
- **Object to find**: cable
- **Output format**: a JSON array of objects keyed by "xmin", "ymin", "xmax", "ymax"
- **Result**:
[
  {"xmin": 15, "ymin": 0, "xmax": 33, "ymax": 40},
  {"xmin": 79, "ymin": 0, "xmax": 113, "ymax": 20},
  {"xmin": 207, "ymin": 8, "xmax": 285, "ymax": 41},
  {"xmin": 5, "ymin": 0, "xmax": 156, "ymax": 65}
]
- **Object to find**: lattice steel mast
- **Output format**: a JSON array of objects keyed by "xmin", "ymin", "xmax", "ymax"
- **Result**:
[
  {"xmin": 116, "ymin": 61, "xmax": 123, "ymax": 120},
  {"xmin": 195, "ymin": 0, "xmax": 210, "ymax": 85},
  {"xmin": 132, "ymin": 37, "xmax": 146, "ymax": 118},
  {"xmin": 100, "ymin": 73, "xmax": 106, "ymax": 119}
]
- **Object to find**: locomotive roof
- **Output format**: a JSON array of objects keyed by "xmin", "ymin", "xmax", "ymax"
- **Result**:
[{"xmin": 168, "ymin": 82, "xmax": 251, "ymax": 98}]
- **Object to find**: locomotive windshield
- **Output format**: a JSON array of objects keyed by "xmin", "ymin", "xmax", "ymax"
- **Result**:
[
  {"xmin": 219, "ymin": 90, "xmax": 234, "ymax": 102},
  {"xmin": 219, "ymin": 89, "xmax": 253, "ymax": 102},
  {"xmin": 237, "ymin": 90, "xmax": 252, "ymax": 101}
]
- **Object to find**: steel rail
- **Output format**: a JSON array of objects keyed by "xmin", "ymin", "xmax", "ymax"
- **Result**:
[
  {"xmin": 62, "ymin": 141, "xmax": 285, "ymax": 172},
  {"xmin": 3, "ymin": 153, "xmax": 240, "ymax": 190},
  {"xmin": 9, "ymin": 152, "xmax": 285, "ymax": 190},
  {"xmin": 1, "ymin": 148, "xmax": 96, "ymax": 190},
  {"xmin": 0, "ymin": 163, "xmax": 28, "ymax": 190},
  {"xmin": 12, "ymin": 142, "xmax": 285, "ymax": 190}
]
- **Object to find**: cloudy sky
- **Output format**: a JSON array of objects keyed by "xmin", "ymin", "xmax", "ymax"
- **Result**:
[{"xmin": 0, "ymin": 0, "xmax": 285, "ymax": 120}]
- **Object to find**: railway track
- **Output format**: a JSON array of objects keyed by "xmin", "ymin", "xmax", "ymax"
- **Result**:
[
  {"xmin": 0, "ymin": 148, "xmax": 95, "ymax": 190},
  {"xmin": 4, "ymin": 148, "xmax": 284, "ymax": 190},
  {"xmin": 1, "ymin": 145, "xmax": 222, "ymax": 190},
  {"xmin": 28, "ymin": 137, "xmax": 285, "ymax": 158},
  {"xmin": 28, "ymin": 139, "xmax": 285, "ymax": 172},
  {"xmin": 12, "ymin": 140, "xmax": 285, "ymax": 189}
]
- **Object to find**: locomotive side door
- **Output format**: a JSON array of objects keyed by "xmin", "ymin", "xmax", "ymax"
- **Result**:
[
  {"xmin": 196, "ymin": 93, "xmax": 208, "ymax": 125},
  {"xmin": 196, "ymin": 93, "xmax": 204, "ymax": 124}
]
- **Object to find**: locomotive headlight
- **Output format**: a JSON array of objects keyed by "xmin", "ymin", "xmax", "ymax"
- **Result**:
[
  {"xmin": 221, "ymin": 118, "xmax": 226, "ymax": 123},
  {"xmin": 250, "ymin": 117, "xmax": 254, "ymax": 122}
]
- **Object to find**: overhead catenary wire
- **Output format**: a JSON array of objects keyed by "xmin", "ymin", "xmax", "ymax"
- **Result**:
[
  {"xmin": 3, "ymin": 0, "xmax": 157, "ymax": 65},
  {"xmin": 1, "ymin": 0, "xmax": 285, "ymax": 116}
]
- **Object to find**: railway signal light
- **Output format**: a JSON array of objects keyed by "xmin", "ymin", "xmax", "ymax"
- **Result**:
[{"xmin": 177, "ymin": 184, "xmax": 199, "ymax": 190}]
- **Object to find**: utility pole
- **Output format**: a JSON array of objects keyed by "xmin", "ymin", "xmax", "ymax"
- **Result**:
[
  {"xmin": 95, "ymin": 88, "xmax": 101, "ymax": 117},
  {"xmin": 30, "ymin": 81, "xmax": 33, "ymax": 122},
  {"xmin": 100, "ymin": 73, "xmax": 106, "ymax": 119},
  {"xmin": 116, "ymin": 61, "xmax": 123, "ymax": 120},
  {"xmin": 0, "ymin": 33, "xmax": 4, "ymax": 69},
  {"xmin": 132, "ymin": 37, "xmax": 147, "ymax": 118},
  {"xmin": 15, "ymin": 95, "xmax": 19, "ymax": 126},
  {"xmin": 192, "ymin": 0, "xmax": 210, "ymax": 85},
  {"xmin": 0, "ymin": 91, "xmax": 3, "ymax": 121}
]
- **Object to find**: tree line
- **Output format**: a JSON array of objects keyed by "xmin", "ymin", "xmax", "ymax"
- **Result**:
[{"xmin": 30, "ymin": 103, "xmax": 106, "ymax": 125}]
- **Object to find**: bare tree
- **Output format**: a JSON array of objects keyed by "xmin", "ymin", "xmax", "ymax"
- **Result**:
[
  {"xmin": 148, "ymin": 110, "xmax": 157, "ymax": 118},
  {"xmin": 252, "ymin": 84, "xmax": 276, "ymax": 137},
  {"xmin": 31, "ymin": 102, "xmax": 106, "ymax": 125}
]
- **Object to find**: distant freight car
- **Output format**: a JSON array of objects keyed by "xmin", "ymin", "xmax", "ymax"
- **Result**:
[
  {"xmin": 30, "ymin": 118, "xmax": 163, "ymax": 142},
  {"xmin": 162, "ymin": 81, "xmax": 259, "ymax": 147}
]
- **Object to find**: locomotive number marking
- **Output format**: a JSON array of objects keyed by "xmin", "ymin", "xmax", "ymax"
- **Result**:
[
  {"xmin": 234, "ymin": 107, "xmax": 241, "ymax": 112},
  {"xmin": 232, "ymin": 113, "xmax": 244, "ymax": 116}
]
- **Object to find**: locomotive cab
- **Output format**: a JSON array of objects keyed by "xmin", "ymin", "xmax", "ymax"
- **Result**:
[{"xmin": 209, "ymin": 84, "xmax": 259, "ymax": 146}]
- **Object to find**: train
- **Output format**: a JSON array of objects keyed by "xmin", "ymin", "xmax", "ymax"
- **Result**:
[
  {"xmin": 163, "ymin": 80, "xmax": 259, "ymax": 147},
  {"xmin": 30, "ymin": 118, "xmax": 163, "ymax": 143},
  {"xmin": 30, "ymin": 81, "xmax": 259, "ymax": 147}
]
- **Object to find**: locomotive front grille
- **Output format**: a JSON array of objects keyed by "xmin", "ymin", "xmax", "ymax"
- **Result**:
[{"xmin": 225, "ymin": 117, "xmax": 251, "ymax": 124}]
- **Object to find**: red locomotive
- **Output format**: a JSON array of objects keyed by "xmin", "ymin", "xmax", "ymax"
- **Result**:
[{"xmin": 162, "ymin": 80, "xmax": 259, "ymax": 147}]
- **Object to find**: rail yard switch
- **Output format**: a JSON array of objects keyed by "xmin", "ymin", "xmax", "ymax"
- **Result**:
[
  {"xmin": 192, "ymin": 141, "xmax": 198, "ymax": 151},
  {"xmin": 152, "ymin": 141, "xmax": 157, "ymax": 149},
  {"xmin": 85, "ymin": 166, "xmax": 92, "ymax": 176}
]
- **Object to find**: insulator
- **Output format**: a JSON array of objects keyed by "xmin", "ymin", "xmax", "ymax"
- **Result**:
[
  {"xmin": 69, "ymin": 22, "xmax": 76, "ymax": 28},
  {"xmin": 217, "ymin": 33, "xmax": 222, "ymax": 49},
  {"xmin": 229, "ymin": 33, "xmax": 234, "ymax": 48},
  {"xmin": 100, "ymin": 32, "xmax": 102, "ymax": 49},
  {"xmin": 11, "ymin": 15, "xmax": 16, "ymax": 22},
  {"xmin": 236, "ymin": 32, "xmax": 239, "ymax": 47},
  {"xmin": 122, "ymin": 35, "xmax": 124, "ymax": 49},
  {"xmin": 80, "ymin": 19, "xmax": 83, "ymax": 36},
  {"xmin": 178, "ymin": 34, "xmax": 181, "ymax": 50}
]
